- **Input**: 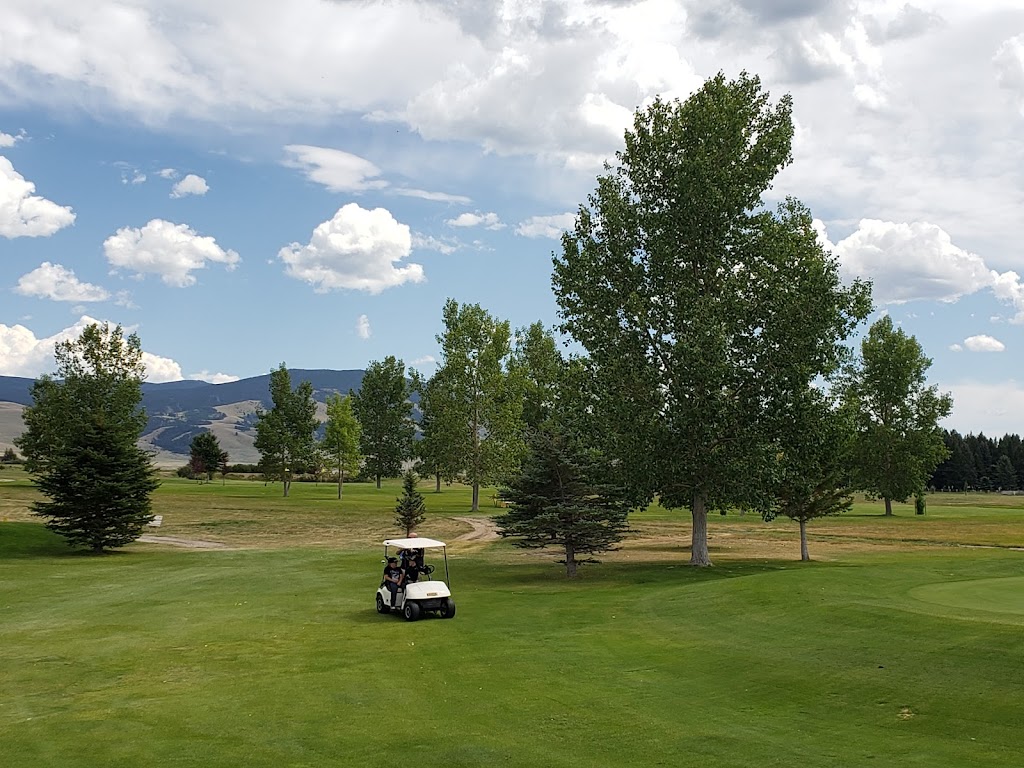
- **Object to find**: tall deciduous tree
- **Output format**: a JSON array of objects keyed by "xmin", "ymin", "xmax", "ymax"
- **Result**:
[
  {"xmin": 844, "ymin": 316, "xmax": 952, "ymax": 515},
  {"xmin": 766, "ymin": 391, "xmax": 856, "ymax": 561},
  {"xmin": 553, "ymin": 72, "xmax": 871, "ymax": 565},
  {"xmin": 509, "ymin": 322, "xmax": 564, "ymax": 433},
  {"xmin": 16, "ymin": 323, "xmax": 159, "ymax": 552},
  {"xmin": 352, "ymin": 356, "xmax": 416, "ymax": 489},
  {"xmin": 322, "ymin": 393, "xmax": 362, "ymax": 500},
  {"xmin": 431, "ymin": 299, "xmax": 525, "ymax": 511},
  {"xmin": 254, "ymin": 364, "xmax": 319, "ymax": 497},
  {"xmin": 416, "ymin": 373, "xmax": 465, "ymax": 493},
  {"xmin": 189, "ymin": 431, "xmax": 225, "ymax": 482}
]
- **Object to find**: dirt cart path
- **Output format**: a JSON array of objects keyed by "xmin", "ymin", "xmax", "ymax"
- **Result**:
[
  {"xmin": 453, "ymin": 516, "xmax": 500, "ymax": 542},
  {"xmin": 137, "ymin": 535, "xmax": 229, "ymax": 549}
]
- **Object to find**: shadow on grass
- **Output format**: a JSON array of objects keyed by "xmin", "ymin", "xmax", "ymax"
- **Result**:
[
  {"xmin": 478, "ymin": 556, "xmax": 861, "ymax": 591},
  {"xmin": 0, "ymin": 522, "xmax": 157, "ymax": 559}
]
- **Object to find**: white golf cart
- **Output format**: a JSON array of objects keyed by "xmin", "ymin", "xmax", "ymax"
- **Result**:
[{"xmin": 376, "ymin": 537, "xmax": 456, "ymax": 621}]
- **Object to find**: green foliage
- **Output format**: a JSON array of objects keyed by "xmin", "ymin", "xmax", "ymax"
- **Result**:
[
  {"xmin": 766, "ymin": 390, "xmax": 856, "ymax": 560},
  {"xmin": 993, "ymin": 455, "xmax": 1018, "ymax": 491},
  {"xmin": 552, "ymin": 72, "xmax": 871, "ymax": 565},
  {"xmin": 394, "ymin": 469, "xmax": 426, "ymax": 535},
  {"xmin": 497, "ymin": 426, "xmax": 634, "ymax": 578},
  {"xmin": 321, "ymin": 393, "xmax": 362, "ymax": 500},
  {"xmin": 15, "ymin": 322, "xmax": 158, "ymax": 551},
  {"xmin": 189, "ymin": 431, "xmax": 225, "ymax": 482},
  {"xmin": 429, "ymin": 299, "xmax": 525, "ymax": 510},
  {"xmin": 844, "ymin": 316, "xmax": 953, "ymax": 513},
  {"xmin": 508, "ymin": 322, "xmax": 564, "ymax": 433},
  {"xmin": 253, "ymin": 364, "xmax": 320, "ymax": 497},
  {"xmin": 1, "ymin": 447, "xmax": 20, "ymax": 464},
  {"xmin": 351, "ymin": 356, "xmax": 415, "ymax": 488}
]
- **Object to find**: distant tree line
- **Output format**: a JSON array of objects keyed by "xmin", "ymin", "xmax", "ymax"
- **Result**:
[{"xmin": 930, "ymin": 431, "xmax": 1024, "ymax": 491}]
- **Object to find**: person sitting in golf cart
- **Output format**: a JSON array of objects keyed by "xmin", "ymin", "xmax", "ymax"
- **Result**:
[
  {"xmin": 402, "ymin": 555, "xmax": 423, "ymax": 585},
  {"xmin": 382, "ymin": 557, "xmax": 403, "ymax": 607}
]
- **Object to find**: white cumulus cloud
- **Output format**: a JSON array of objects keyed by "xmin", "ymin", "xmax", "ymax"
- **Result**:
[
  {"xmin": 157, "ymin": 168, "xmax": 178, "ymax": 179},
  {"xmin": 516, "ymin": 212, "xmax": 576, "ymax": 239},
  {"xmin": 818, "ymin": 218, "xmax": 1024, "ymax": 323},
  {"xmin": 170, "ymin": 173, "xmax": 209, "ymax": 198},
  {"xmin": 0, "ymin": 156, "xmax": 76, "ymax": 238},
  {"xmin": 188, "ymin": 370, "xmax": 240, "ymax": 384},
  {"xmin": 104, "ymin": 219, "xmax": 240, "ymax": 287},
  {"xmin": 0, "ymin": 130, "xmax": 25, "ymax": 147},
  {"xmin": 963, "ymin": 334, "xmax": 1006, "ymax": 352},
  {"xmin": 283, "ymin": 145, "xmax": 387, "ymax": 192},
  {"xmin": 278, "ymin": 203, "xmax": 423, "ymax": 294},
  {"xmin": 15, "ymin": 262, "xmax": 111, "ymax": 302},
  {"xmin": 356, "ymin": 314, "xmax": 371, "ymax": 340},
  {"xmin": 0, "ymin": 316, "xmax": 183, "ymax": 382},
  {"xmin": 446, "ymin": 211, "xmax": 504, "ymax": 230}
]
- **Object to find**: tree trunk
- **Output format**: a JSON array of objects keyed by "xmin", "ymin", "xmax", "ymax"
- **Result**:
[
  {"xmin": 376, "ymin": 473, "xmax": 381, "ymax": 489},
  {"xmin": 690, "ymin": 493, "xmax": 711, "ymax": 566},
  {"xmin": 283, "ymin": 478, "xmax": 290, "ymax": 498},
  {"xmin": 799, "ymin": 519, "xmax": 809, "ymax": 561},
  {"xmin": 565, "ymin": 542, "xmax": 577, "ymax": 578},
  {"xmin": 472, "ymin": 482, "xmax": 479, "ymax": 512},
  {"xmin": 338, "ymin": 468, "xmax": 343, "ymax": 500},
  {"xmin": 884, "ymin": 497, "xmax": 893, "ymax": 516},
  {"xmin": 435, "ymin": 473, "xmax": 441, "ymax": 493}
]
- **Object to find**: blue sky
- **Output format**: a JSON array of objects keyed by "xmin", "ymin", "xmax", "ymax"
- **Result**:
[{"xmin": 2, "ymin": 0, "xmax": 1024, "ymax": 435}]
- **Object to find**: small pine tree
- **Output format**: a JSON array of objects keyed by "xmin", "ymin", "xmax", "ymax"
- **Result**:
[{"xmin": 395, "ymin": 470, "xmax": 427, "ymax": 535}]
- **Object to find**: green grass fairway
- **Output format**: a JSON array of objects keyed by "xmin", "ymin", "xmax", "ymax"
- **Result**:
[
  {"xmin": 911, "ymin": 576, "xmax": 1024, "ymax": 616},
  {"xmin": 3, "ymin": 476, "xmax": 1024, "ymax": 766}
]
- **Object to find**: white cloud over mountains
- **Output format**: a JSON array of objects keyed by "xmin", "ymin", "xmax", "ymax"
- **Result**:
[
  {"xmin": 103, "ymin": 219, "xmax": 240, "ymax": 287},
  {"xmin": 0, "ymin": 316, "xmax": 183, "ymax": 382},
  {"xmin": 819, "ymin": 218, "xmax": 1024, "ymax": 323},
  {"xmin": 15, "ymin": 263, "xmax": 111, "ymax": 302},
  {"xmin": 0, "ymin": 157, "xmax": 76, "ymax": 238},
  {"xmin": 278, "ymin": 203, "xmax": 423, "ymax": 293}
]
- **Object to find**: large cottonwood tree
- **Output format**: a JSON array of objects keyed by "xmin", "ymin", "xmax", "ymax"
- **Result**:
[
  {"xmin": 351, "ymin": 356, "xmax": 416, "ymax": 489},
  {"xmin": 553, "ymin": 72, "xmax": 871, "ymax": 565},
  {"xmin": 844, "ymin": 315, "xmax": 952, "ymax": 515},
  {"xmin": 430, "ymin": 299, "xmax": 524, "ymax": 511},
  {"xmin": 321, "ymin": 393, "xmax": 362, "ymax": 500},
  {"xmin": 254, "ymin": 364, "xmax": 319, "ymax": 497}
]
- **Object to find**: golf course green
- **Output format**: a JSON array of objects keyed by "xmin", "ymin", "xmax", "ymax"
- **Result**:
[{"xmin": 2, "ymin": 470, "xmax": 1023, "ymax": 767}]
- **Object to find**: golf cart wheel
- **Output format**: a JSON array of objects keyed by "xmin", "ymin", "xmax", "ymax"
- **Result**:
[
  {"xmin": 440, "ymin": 598, "xmax": 456, "ymax": 619},
  {"xmin": 403, "ymin": 601, "xmax": 421, "ymax": 622},
  {"xmin": 376, "ymin": 594, "xmax": 390, "ymax": 614}
]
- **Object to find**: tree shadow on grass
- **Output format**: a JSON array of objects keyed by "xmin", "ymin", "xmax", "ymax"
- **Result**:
[
  {"xmin": 482, "ymin": 555, "xmax": 863, "ymax": 591},
  {"xmin": 0, "ymin": 522, "xmax": 151, "ymax": 559}
]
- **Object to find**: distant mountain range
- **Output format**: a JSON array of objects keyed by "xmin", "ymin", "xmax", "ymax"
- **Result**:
[{"xmin": 0, "ymin": 370, "xmax": 367, "ymax": 467}]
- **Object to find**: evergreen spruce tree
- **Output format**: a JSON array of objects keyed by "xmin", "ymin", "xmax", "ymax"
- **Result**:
[
  {"xmin": 394, "ymin": 470, "xmax": 427, "ymax": 535},
  {"xmin": 16, "ymin": 323, "xmax": 159, "ymax": 552},
  {"xmin": 497, "ymin": 425, "xmax": 635, "ymax": 578}
]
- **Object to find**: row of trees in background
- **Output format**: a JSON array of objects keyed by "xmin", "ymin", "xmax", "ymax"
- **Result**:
[{"xmin": 931, "ymin": 430, "xmax": 1024, "ymax": 491}]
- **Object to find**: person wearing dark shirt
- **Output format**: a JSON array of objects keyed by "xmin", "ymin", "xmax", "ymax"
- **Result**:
[
  {"xmin": 383, "ymin": 557, "xmax": 403, "ymax": 607},
  {"xmin": 403, "ymin": 557, "xmax": 421, "ymax": 585}
]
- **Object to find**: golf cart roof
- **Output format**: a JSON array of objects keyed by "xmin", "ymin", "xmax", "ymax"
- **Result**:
[{"xmin": 383, "ymin": 537, "xmax": 446, "ymax": 549}]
